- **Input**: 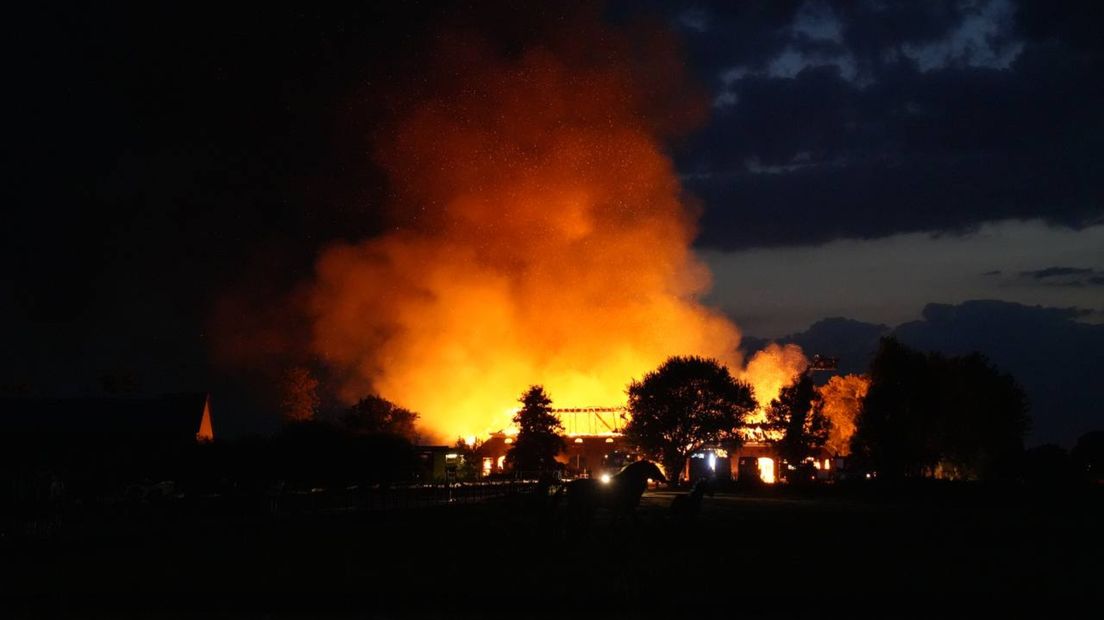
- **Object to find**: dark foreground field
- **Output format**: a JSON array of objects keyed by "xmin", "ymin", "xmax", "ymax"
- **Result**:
[{"xmin": 3, "ymin": 484, "xmax": 1101, "ymax": 616}]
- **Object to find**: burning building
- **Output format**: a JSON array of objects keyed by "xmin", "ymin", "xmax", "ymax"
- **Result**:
[
  {"xmin": 288, "ymin": 16, "xmax": 870, "ymax": 462},
  {"xmin": 476, "ymin": 407, "xmax": 637, "ymax": 479},
  {"xmin": 473, "ymin": 363, "xmax": 861, "ymax": 485},
  {"xmin": 305, "ymin": 16, "xmax": 742, "ymax": 443}
]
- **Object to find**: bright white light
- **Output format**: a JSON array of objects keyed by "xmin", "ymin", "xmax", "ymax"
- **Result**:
[
  {"xmin": 600, "ymin": 474, "xmax": 611, "ymax": 484},
  {"xmin": 708, "ymin": 453, "xmax": 717, "ymax": 472},
  {"xmin": 757, "ymin": 457, "xmax": 776, "ymax": 484}
]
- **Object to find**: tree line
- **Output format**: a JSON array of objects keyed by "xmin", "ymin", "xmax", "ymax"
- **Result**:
[
  {"xmin": 275, "ymin": 336, "xmax": 1098, "ymax": 485},
  {"xmin": 511, "ymin": 337, "xmax": 1036, "ymax": 483}
]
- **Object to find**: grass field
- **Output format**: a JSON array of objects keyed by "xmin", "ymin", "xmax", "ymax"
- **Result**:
[{"xmin": 3, "ymin": 484, "xmax": 1101, "ymax": 616}]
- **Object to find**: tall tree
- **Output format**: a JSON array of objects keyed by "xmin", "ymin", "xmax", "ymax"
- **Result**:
[
  {"xmin": 452, "ymin": 437, "xmax": 485, "ymax": 480},
  {"xmin": 767, "ymin": 372, "xmax": 829, "ymax": 465},
  {"xmin": 280, "ymin": 366, "xmax": 319, "ymax": 423},
  {"xmin": 506, "ymin": 386, "xmax": 565, "ymax": 473},
  {"xmin": 936, "ymin": 352, "xmax": 1028, "ymax": 479},
  {"xmin": 1072, "ymin": 431, "xmax": 1104, "ymax": 483},
  {"xmin": 341, "ymin": 394, "xmax": 420, "ymax": 441},
  {"xmin": 624, "ymin": 356, "xmax": 756, "ymax": 484},
  {"xmin": 852, "ymin": 337, "xmax": 1029, "ymax": 480},
  {"xmin": 850, "ymin": 337, "xmax": 938, "ymax": 478}
]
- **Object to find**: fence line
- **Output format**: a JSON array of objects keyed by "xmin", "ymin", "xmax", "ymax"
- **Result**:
[
  {"xmin": 271, "ymin": 476, "xmax": 555, "ymax": 515},
  {"xmin": 2, "ymin": 473, "xmax": 577, "ymax": 541}
]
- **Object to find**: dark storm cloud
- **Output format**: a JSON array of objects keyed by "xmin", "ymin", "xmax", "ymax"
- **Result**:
[
  {"xmin": 665, "ymin": 1, "xmax": 804, "ymax": 78},
  {"xmin": 894, "ymin": 300, "xmax": 1104, "ymax": 445},
  {"xmin": 1017, "ymin": 266, "xmax": 1104, "ymax": 287},
  {"xmin": 664, "ymin": 0, "xmax": 1104, "ymax": 249},
  {"xmin": 1019, "ymin": 266, "xmax": 1094, "ymax": 279}
]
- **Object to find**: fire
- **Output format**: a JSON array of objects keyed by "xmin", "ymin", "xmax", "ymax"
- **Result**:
[
  {"xmin": 817, "ymin": 374, "xmax": 870, "ymax": 456},
  {"xmin": 741, "ymin": 343, "xmax": 809, "ymax": 423},
  {"xmin": 757, "ymin": 457, "xmax": 776, "ymax": 484},
  {"xmin": 307, "ymin": 25, "xmax": 743, "ymax": 439}
]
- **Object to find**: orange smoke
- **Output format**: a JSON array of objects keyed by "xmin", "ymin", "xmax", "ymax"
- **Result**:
[
  {"xmin": 817, "ymin": 374, "xmax": 870, "ymax": 456},
  {"xmin": 308, "ymin": 27, "xmax": 742, "ymax": 439},
  {"xmin": 741, "ymin": 343, "xmax": 809, "ymax": 423}
]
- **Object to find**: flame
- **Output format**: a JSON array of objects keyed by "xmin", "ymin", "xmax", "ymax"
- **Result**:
[
  {"xmin": 817, "ymin": 374, "xmax": 870, "ymax": 456},
  {"xmin": 757, "ymin": 457, "xmax": 776, "ymax": 484},
  {"xmin": 741, "ymin": 343, "xmax": 809, "ymax": 423},
  {"xmin": 307, "ymin": 26, "xmax": 742, "ymax": 439}
]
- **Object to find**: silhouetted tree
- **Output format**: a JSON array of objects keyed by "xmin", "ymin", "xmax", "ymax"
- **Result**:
[
  {"xmin": 1072, "ymin": 431, "xmax": 1104, "ymax": 482},
  {"xmin": 852, "ymin": 337, "xmax": 1029, "ymax": 480},
  {"xmin": 506, "ymin": 386, "xmax": 565, "ymax": 473},
  {"xmin": 451, "ymin": 437, "xmax": 485, "ymax": 480},
  {"xmin": 274, "ymin": 420, "xmax": 419, "ymax": 487},
  {"xmin": 850, "ymin": 338, "xmax": 935, "ymax": 478},
  {"xmin": 767, "ymin": 372, "xmax": 829, "ymax": 466},
  {"xmin": 624, "ymin": 356, "xmax": 756, "ymax": 484},
  {"xmin": 341, "ymin": 394, "xmax": 420, "ymax": 442},
  {"xmin": 1022, "ymin": 444, "xmax": 1075, "ymax": 484},
  {"xmin": 936, "ymin": 352, "xmax": 1028, "ymax": 479},
  {"xmin": 280, "ymin": 367, "xmax": 319, "ymax": 423},
  {"xmin": 273, "ymin": 420, "xmax": 349, "ymax": 487}
]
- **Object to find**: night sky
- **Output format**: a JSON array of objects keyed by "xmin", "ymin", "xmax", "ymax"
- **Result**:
[{"xmin": 6, "ymin": 1, "xmax": 1102, "ymax": 444}]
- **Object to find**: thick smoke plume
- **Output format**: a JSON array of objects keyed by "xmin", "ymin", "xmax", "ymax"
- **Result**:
[
  {"xmin": 741, "ymin": 343, "xmax": 810, "ymax": 424},
  {"xmin": 307, "ymin": 19, "xmax": 778, "ymax": 439}
]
